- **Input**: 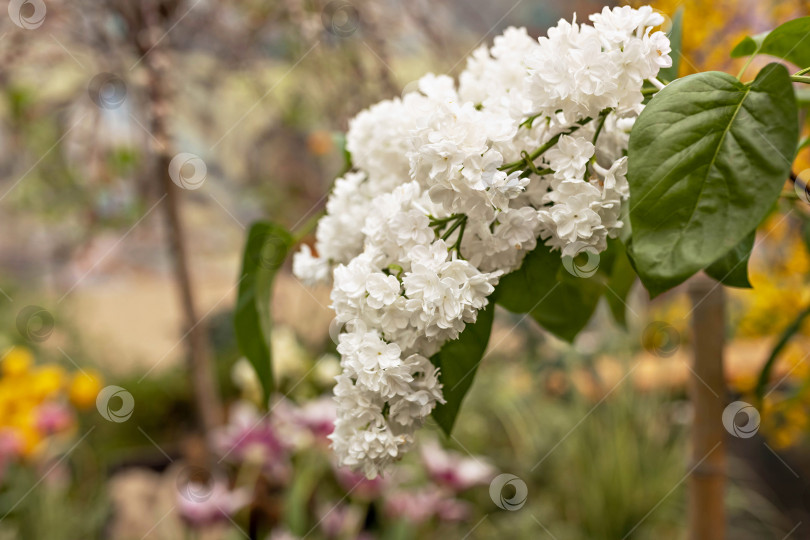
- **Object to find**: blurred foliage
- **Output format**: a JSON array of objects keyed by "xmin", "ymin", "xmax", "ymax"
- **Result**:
[{"xmin": 453, "ymin": 354, "xmax": 688, "ymax": 539}]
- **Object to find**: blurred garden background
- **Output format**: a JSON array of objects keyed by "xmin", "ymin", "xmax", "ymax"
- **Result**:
[{"xmin": 1, "ymin": 0, "xmax": 810, "ymax": 538}]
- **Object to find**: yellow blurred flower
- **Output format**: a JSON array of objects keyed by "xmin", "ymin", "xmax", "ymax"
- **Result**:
[
  {"xmin": 761, "ymin": 395, "xmax": 810, "ymax": 449},
  {"xmin": 0, "ymin": 350, "xmax": 97, "ymax": 461},
  {"xmin": 30, "ymin": 365, "xmax": 65, "ymax": 401},
  {"xmin": 69, "ymin": 370, "xmax": 103, "ymax": 410},
  {"xmin": 2, "ymin": 346, "xmax": 34, "ymax": 378}
]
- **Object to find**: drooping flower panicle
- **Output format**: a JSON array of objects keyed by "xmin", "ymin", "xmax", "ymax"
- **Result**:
[{"xmin": 293, "ymin": 6, "xmax": 671, "ymax": 478}]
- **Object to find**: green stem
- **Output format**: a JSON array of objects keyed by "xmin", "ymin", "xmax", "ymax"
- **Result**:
[
  {"xmin": 519, "ymin": 113, "xmax": 543, "ymax": 129},
  {"xmin": 791, "ymin": 75, "xmax": 810, "ymax": 84},
  {"xmin": 592, "ymin": 108, "xmax": 611, "ymax": 146},
  {"xmin": 736, "ymin": 51, "xmax": 758, "ymax": 80},
  {"xmin": 530, "ymin": 167, "xmax": 554, "ymax": 177},
  {"xmin": 292, "ymin": 209, "xmax": 326, "ymax": 244},
  {"xmin": 795, "ymin": 66, "xmax": 810, "ymax": 77},
  {"xmin": 430, "ymin": 213, "xmax": 462, "ymax": 226},
  {"xmin": 387, "ymin": 264, "xmax": 404, "ymax": 279},
  {"xmin": 449, "ymin": 216, "xmax": 467, "ymax": 257},
  {"xmin": 441, "ymin": 215, "xmax": 466, "ymax": 242},
  {"xmin": 520, "ymin": 150, "xmax": 544, "ymax": 175},
  {"xmin": 499, "ymin": 118, "xmax": 592, "ymax": 174},
  {"xmin": 583, "ymin": 109, "xmax": 613, "ymax": 179},
  {"xmin": 430, "ymin": 213, "xmax": 464, "ymax": 238},
  {"xmin": 755, "ymin": 303, "xmax": 810, "ymax": 403}
]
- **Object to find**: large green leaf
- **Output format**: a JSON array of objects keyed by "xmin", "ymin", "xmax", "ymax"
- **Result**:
[
  {"xmin": 430, "ymin": 302, "xmax": 495, "ymax": 436},
  {"xmin": 495, "ymin": 243, "xmax": 603, "ymax": 341},
  {"xmin": 731, "ymin": 17, "xmax": 810, "ymax": 69},
  {"xmin": 704, "ymin": 230, "xmax": 755, "ymax": 288},
  {"xmin": 234, "ymin": 222, "xmax": 292, "ymax": 401},
  {"xmin": 628, "ymin": 64, "xmax": 798, "ymax": 296},
  {"xmin": 658, "ymin": 7, "xmax": 683, "ymax": 83}
]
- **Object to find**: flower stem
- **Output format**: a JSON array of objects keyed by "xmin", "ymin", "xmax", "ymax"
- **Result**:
[
  {"xmin": 736, "ymin": 52, "xmax": 757, "ymax": 80},
  {"xmin": 592, "ymin": 108, "xmax": 612, "ymax": 146},
  {"xmin": 499, "ymin": 117, "xmax": 593, "ymax": 174},
  {"xmin": 440, "ymin": 214, "xmax": 466, "ymax": 242},
  {"xmin": 292, "ymin": 209, "xmax": 326, "ymax": 244}
]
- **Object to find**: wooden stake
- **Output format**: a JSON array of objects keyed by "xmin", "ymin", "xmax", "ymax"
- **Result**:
[{"xmin": 687, "ymin": 274, "xmax": 727, "ymax": 540}]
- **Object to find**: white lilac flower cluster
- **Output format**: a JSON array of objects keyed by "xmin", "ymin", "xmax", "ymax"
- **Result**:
[{"xmin": 293, "ymin": 6, "xmax": 671, "ymax": 478}]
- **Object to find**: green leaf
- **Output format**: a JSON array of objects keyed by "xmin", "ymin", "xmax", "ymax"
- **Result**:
[
  {"xmin": 628, "ymin": 64, "xmax": 798, "ymax": 297},
  {"xmin": 495, "ymin": 243, "xmax": 603, "ymax": 341},
  {"xmin": 430, "ymin": 302, "xmax": 495, "ymax": 436},
  {"xmin": 234, "ymin": 222, "xmax": 292, "ymax": 401},
  {"xmin": 284, "ymin": 451, "xmax": 328, "ymax": 536},
  {"xmin": 731, "ymin": 17, "xmax": 810, "ymax": 69},
  {"xmin": 730, "ymin": 33, "xmax": 767, "ymax": 59},
  {"xmin": 658, "ymin": 7, "xmax": 684, "ymax": 83},
  {"xmin": 704, "ymin": 230, "xmax": 755, "ymax": 288},
  {"xmin": 603, "ymin": 240, "xmax": 637, "ymax": 327}
]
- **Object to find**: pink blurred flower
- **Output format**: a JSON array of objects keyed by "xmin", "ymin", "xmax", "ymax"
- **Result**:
[
  {"xmin": 212, "ymin": 402, "xmax": 290, "ymax": 480},
  {"xmin": 176, "ymin": 475, "xmax": 251, "ymax": 527},
  {"xmin": 318, "ymin": 502, "xmax": 362, "ymax": 539},
  {"xmin": 419, "ymin": 439, "xmax": 496, "ymax": 491},
  {"xmin": 0, "ymin": 429, "xmax": 22, "ymax": 482},
  {"xmin": 268, "ymin": 529, "xmax": 300, "ymax": 540},
  {"xmin": 272, "ymin": 396, "xmax": 336, "ymax": 448},
  {"xmin": 435, "ymin": 497, "xmax": 470, "ymax": 522},
  {"xmin": 35, "ymin": 401, "xmax": 74, "ymax": 434},
  {"xmin": 0, "ymin": 429, "xmax": 22, "ymax": 458},
  {"xmin": 294, "ymin": 396, "xmax": 336, "ymax": 440},
  {"xmin": 384, "ymin": 487, "xmax": 470, "ymax": 524},
  {"xmin": 334, "ymin": 465, "xmax": 387, "ymax": 500}
]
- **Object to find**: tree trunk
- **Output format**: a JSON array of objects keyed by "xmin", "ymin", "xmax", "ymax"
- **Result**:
[
  {"xmin": 144, "ymin": 47, "xmax": 222, "ymax": 454},
  {"xmin": 687, "ymin": 274, "xmax": 727, "ymax": 540}
]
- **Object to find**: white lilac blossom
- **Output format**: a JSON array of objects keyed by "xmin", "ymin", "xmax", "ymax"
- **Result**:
[{"xmin": 293, "ymin": 6, "xmax": 671, "ymax": 477}]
